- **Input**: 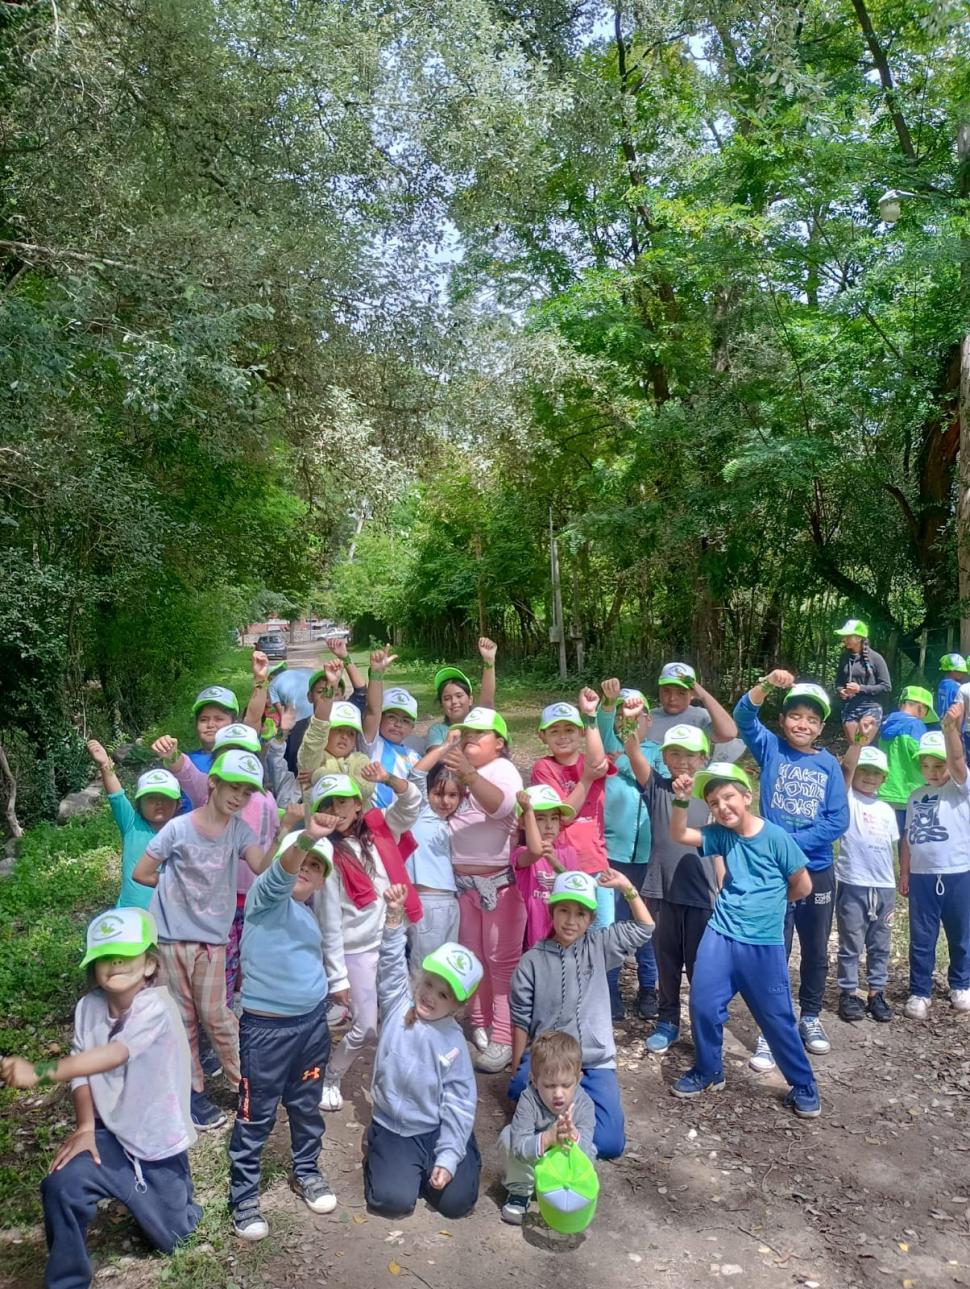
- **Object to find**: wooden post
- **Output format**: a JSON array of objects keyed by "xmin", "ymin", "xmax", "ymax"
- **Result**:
[{"xmin": 549, "ymin": 509, "xmax": 567, "ymax": 680}]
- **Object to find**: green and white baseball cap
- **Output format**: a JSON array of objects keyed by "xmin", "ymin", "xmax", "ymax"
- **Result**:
[
  {"xmin": 658, "ymin": 662, "xmax": 696, "ymax": 689},
  {"xmin": 422, "ymin": 941, "xmax": 483, "ymax": 1003},
  {"xmin": 307, "ymin": 668, "xmax": 331, "ymax": 693},
  {"xmin": 515, "ymin": 783, "xmax": 577, "ymax": 820},
  {"xmin": 213, "ymin": 723, "xmax": 262, "ymax": 755},
  {"xmin": 192, "ymin": 685, "xmax": 239, "ymax": 717},
  {"xmin": 784, "ymin": 682, "xmax": 831, "ymax": 720},
  {"xmin": 900, "ymin": 685, "xmax": 940, "ymax": 723},
  {"xmin": 209, "ymin": 749, "xmax": 264, "ymax": 790},
  {"xmin": 660, "ymin": 723, "xmax": 710, "ymax": 755},
  {"xmin": 134, "ymin": 768, "xmax": 181, "ymax": 802},
  {"xmin": 619, "ymin": 687, "xmax": 650, "ymax": 710},
  {"xmin": 311, "ymin": 772, "xmax": 363, "ymax": 810},
  {"xmin": 276, "ymin": 829, "xmax": 333, "ymax": 874},
  {"xmin": 382, "ymin": 687, "xmax": 418, "ymax": 720},
  {"xmin": 835, "ymin": 619, "xmax": 869, "ymax": 637},
  {"xmin": 81, "ymin": 907, "xmax": 158, "ymax": 966},
  {"xmin": 434, "ymin": 666, "xmax": 472, "ymax": 694},
  {"xmin": 457, "ymin": 707, "xmax": 510, "ymax": 742},
  {"xmin": 857, "ymin": 746, "xmax": 889, "ymax": 775},
  {"xmin": 539, "ymin": 702, "xmax": 583, "ymax": 731},
  {"xmin": 914, "ymin": 731, "xmax": 947, "ymax": 762},
  {"xmin": 548, "ymin": 871, "xmax": 598, "ymax": 912},
  {"xmin": 939, "ymin": 653, "xmax": 969, "ymax": 674},
  {"xmin": 268, "ymin": 661, "xmax": 288, "ymax": 678},
  {"xmin": 535, "ymin": 1142, "xmax": 600, "ymax": 1234},
  {"xmin": 329, "ymin": 701, "xmax": 363, "ymax": 733},
  {"xmin": 693, "ymin": 761, "xmax": 754, "ymax": 800}
]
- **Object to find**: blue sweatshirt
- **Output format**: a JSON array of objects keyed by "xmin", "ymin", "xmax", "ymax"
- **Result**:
[
  {"xmin": 937, "ymin": 678, "xmax": 961, "ymax": 727},
  {"xmin": 371, "ymin": 925, "xmax": 477, "ymax": 1177},
  {"xmin": 240, "ymin": 859, "xmax": 328, "ymax": 1016},
  {"xmin": 596, "ymin": 708, "xmax": 665, "ymax": 864},
  {"xmin": 733, "ymin": 694, "xmax": 848, "ymax": 871}
]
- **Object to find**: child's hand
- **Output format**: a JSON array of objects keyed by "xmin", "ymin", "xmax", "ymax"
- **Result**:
[
  {"xmin": 86, "ymin": 739, "xmax": 111, "ymax": 768},
  {"xmin": 297, "ymin": 770, "xmax": 312, "ymax": 791},
  {"xmin": 327, "ymin": 636, "xmax": 349, "ymax": 659},
  {"xmin": 445, "ymin": 725, "xmax": 463, "ymax": 745},
  {"xmin": 50, "ymin": 1126, "xmax": 100, "ymax": 1172},
  {"xmin": 578, "ymin": 686, "xmax": 599, "ymax": 717},
  {"xmin": 764, "ymin": 668, "xmax": 795, "ymax": 690},
  {"xmin": 281, "ymin": 802, "xmax": 306, "ymax": 832},
  {"xmin": 305, "ymin": 811, "xmax": 340, "ymax": 840},
  {"xmin": 322, "ymin": 658, "xmax": 343, "ymax": 689},
  {"xmin": 601, "ymin": 677, "xmax": 621, "ymax": 705},
  {"xmin": 152, "ymin": 735, "xmax": 179, "ymax": 763},
  {"xmin": 596, "ymin": 867, "xmax": 634, "ymax": 891},
  {"xmin": 442, "ymin": 743, "xmax": 474, "ymax": 778},
  {"xmin": 383, "ymin": 883, "xmax": 408, "ymax": 910},
  {"xmin": 516, "ymin": 789, "xmax": 533, "ymax": 813},
  {"xmin": 252, "ymin": 650, "xmax": 269, "ymax": 683},
  {"xmin": 556, "ymin": 1104, "xmax": 579, "ymax": 1147},
  {"xmin": 278, "ymin": 703, "xmax": 297, "ymax": 734},
  {"xmin": 478, "ymin": 637, "xmax": 498, "ymax": 665},
  {"xmin": 943, "ymin": 701, "xmax": 964, "ymax": 731},
  {"xmin": 581, "ymin": 755, "xmax": 608, "ymax": 784},
  {"xmin": 542, "ymin": 841, "xmax": 564, "ymax": 871},
  {"xmin": 858, "ymin": 714, "xmax": 879, "ymax": 743},
  {"xmin": 621, "ymin": 695, "xmax": 644, "ymax": 721},
  {"xmin": 359, "ymin": 761, "xmax": 389, "ymax": 784},
  {"xmin": 0, "ymin": 1056, "xmax": 39, "ymax": 1089},
  {"xmin": 369, "ymin": 646, "xmax": 398, "ymax": 675},
  {"xmin": 672, "ymin": 773, "xmax": 694, "ymax": 799},
  {"xmin": 429, "ymin": 1165, "xmax": 452, "ymax": 1189}
]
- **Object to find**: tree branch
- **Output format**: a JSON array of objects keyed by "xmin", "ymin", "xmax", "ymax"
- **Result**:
[{"xmin": 850, "ymin": 0, "xmax": 917, "ymax": 161}]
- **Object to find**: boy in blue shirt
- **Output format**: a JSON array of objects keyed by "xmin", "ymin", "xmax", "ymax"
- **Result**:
[
  {"xmin": 936, "ymin": 654, "xmax": 969, "ymax": 728},
  {"xmin": 668, "ymin": 763, "xmax": 820, "ymax": 1118},
  {"xmin": 734, "ymin": 672, "xmax": 848, "ymax": 1069},
  {"xmin": 228, "ymin": 811, "xmax": 339, "ymax": 1242}
]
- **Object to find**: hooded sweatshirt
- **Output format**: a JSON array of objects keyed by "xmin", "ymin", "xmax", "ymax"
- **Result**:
[
  {"xmin": 509, "ymin": 1084, "xmax": 597, "ymax": 1164},
  {"xmin": 509, "ymin": 920, "xmax": 651, "ymax": 1070},
  {"xmin": 878, "ymin": 710, "xmax": 928, "ymax": 808}
]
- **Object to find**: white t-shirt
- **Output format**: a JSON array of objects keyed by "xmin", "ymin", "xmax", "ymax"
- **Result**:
[
  {"xmin": 836, "ymin": 789, "xmax": 898, "ymax": 887},
  {"xmin": 71, "ymin": 985, "xmax": 194, "ymax": 1160},
  {"xmin": 905, "ymin": 777, "xmax": 970, "ymax": 874}
]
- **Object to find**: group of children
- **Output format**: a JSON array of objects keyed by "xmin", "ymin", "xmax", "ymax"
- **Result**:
[{"xmin": 4, "ymin": 626, "xmax": 970, "ymax": 1287}]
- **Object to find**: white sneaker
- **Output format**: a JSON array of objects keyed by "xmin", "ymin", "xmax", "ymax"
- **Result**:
[
  {"xmin": 950, "ymin": 988, "xmax": 970, "ymax": 1012},
  {"xmin": 904, "ymin": 995, "xmax": 932, "ymax": 1020},
  {"xmin": 319, "ymin": 1079, "xmax": 344, "ymax": 1111},
  {"xmin": 473, "ymin": 1041, "xmax": 512, "ymax": 1073},
  {"xmin": 748, "ymin": 1033, "xmax": 776, "ymax": 1073},
  {"xmin": 232, "ymin": 1205, "xmax": 269, "ymax": 1241},
  {"xmin": 471, "ymin": 1027, "xmax": 489, "ymax": 1052}
]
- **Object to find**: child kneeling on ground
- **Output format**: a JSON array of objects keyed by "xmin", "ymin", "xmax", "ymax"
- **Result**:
[
  {"xmin": 1, "ymin": 909, "xmax": 200, "ymax": 1289},
  {"xmin": 668, "ymin": 763, "xmax": 821, "ymax": 1118},
  {"xmin": 498, "ymin": 1029, "xmax": 596, "ymax": 1225},
  {"xmin": 229, "ymin": 814, "xmax": 341, "ymax": 1242},
  {"xmin": 364, "ymin": 885, "xmax": 483, "ymax": 1220},
  {"xmin": 508, "ymin": 869, "xmax": 654, "ymax": 1160}
]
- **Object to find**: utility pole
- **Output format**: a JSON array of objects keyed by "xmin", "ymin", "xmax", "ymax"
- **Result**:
[{"xmin": 549, "ymin": 508, "xmax": 567, "ymax": 680}]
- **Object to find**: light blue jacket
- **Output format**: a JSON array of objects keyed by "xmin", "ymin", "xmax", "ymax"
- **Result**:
[{"xmin": 596, "ymin": 708, "xmax": 665, "ymax": 864}]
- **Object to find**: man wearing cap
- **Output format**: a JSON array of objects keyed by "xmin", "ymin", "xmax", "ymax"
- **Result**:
[
  {"xmin": 651, "ymin": 663, "xmax": 740, "ymax": 762},
  {"xmin": 833, "ymin": 620, "xmax": 891, "ymax": 738}
]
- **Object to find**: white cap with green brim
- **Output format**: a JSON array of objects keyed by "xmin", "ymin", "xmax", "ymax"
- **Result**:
[
  {"xmin": 311, "ymin": 772, "xmax": 362, "ymax": 810},
  {"xmin": 857, "ymin": 746, "xmax": 889, "ymax": 775},
  {"xmin": 515, "ymin": 784, "xmax": 577, "ymax": 820},
  {"xmin": 783, "ymin": 682, "xmax": 831, "ymax": 721},
  {"xmin": 939, "ymin": 653, "xmax": 969, "ymax": 674},
  {"xmin": 457, "ymin": 707, "xmax": 510, "ymax": 742},
  {"xmin": 539, "ymin": 702, "xmax": 583, "ymax": 731},
  {"xmin": 80, "ymin": 907, "xmax": 158, "ymax": 966},
  {"xmin": 619, "ymin": 688, "xmax": 650, "ymax": 710},
  {"xmin": 660, "ymin": 723, "xmax": 710, "ymax": 755},
  {"xmin": 134, "ymin": 768, "xmax": 181, "ymax": 802},
  {"xmin": 835, "ymin": 619, "xmax": 869, "ymax": 637},
  {"xmin": 914, "ymin": 731, "xmax": 947, "ymax": 762},
  {"xmin": 548, "ymin": 871, "xmax": 598, "ymax": 911},
  {"xmin": 209, "ymin": 749, "xmax": 264, "ymax": 790},
  {"xmin": 213, "ymin": 723, "xmax": 262, "ymax": 755},
  {"xmin": 693, "ymin": 761, "xmax": 754, "ymax": 800},
  {"xmin": 329, "ymin": 701, "xmax": 364, "ymax": 733},
  {"xmin": 422, "ymin": 941, "xmax": 483, "ymax": 1003},
  {"xmin": 191, "ymin": 685, "xmax": 239, "ymax": 717},
  {"xmin": 658, "ymin": 662, "xmax": 696, "ymax": 689},
  {"xmin": 382, "ymin": 688, "xmax": 418, "ymax": 719},
  {"xmin": 276, "ymin": 829, "xmax": 333, "ymax": 874}
]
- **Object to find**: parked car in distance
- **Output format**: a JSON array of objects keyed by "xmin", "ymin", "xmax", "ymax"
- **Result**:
[{"xmin": 256, "ymin": 632, "xmax": 287, "ymax": 660}]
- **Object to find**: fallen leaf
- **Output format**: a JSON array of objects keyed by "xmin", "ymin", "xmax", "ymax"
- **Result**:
[
  {"xmin": 352, "ymin": 1215, "xmax": 367, "ymax": 1225},
  {"xmin": 388, "ymin": 1262, "xmax": 401, "ymax": 1276},
  {"xmin": 898, "ymin": 1242, "xmax": 909, "ymax": 1253},
  {"xmin": 437, "ymin": 1230, "xmax": 452, "ymax": 1237}
]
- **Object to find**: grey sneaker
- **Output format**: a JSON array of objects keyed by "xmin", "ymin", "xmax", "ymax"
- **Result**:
[
  {"xmin": 292, "ymin": 1172, "xmax": 337, "ymax": 1214},
  {"xmin": 748, "ymin": 1033, "xmax": 776, "ymax": 1073},
  {"xmin": 798, "ymin": 1014, "xmax": 831, "ymax": 1054},
  {"xmin": 232, "ymin": 1203, "xmax": 269, "ymax": 1241},
  {"xmin": 472, "ymin": 1041, "xmax": 512, "ymax": 1073},
  {"xmin": 501, "ymin": 1191, "xmax": 530, "ymax": 1224}
]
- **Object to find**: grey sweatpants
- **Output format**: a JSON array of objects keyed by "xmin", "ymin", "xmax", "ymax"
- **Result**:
[
  {"xmin": 835, "ymin": 882, "xmax": 896, "ymax": 991},
  {"xmin": 407, "ymin": 892, "xmax": 460, "ymax": 964}
]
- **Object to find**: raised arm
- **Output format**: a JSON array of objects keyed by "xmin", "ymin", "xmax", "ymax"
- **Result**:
[
  {"xmin": 327, "ymin": 635, "xmax": 366, "ymax": 691},
  {"xmin": 841, "ymin": 713, "xmax": 878, "ymax": 785},
  {"xmin": 415, "ymin": 727, "xmax": 461, "ymax": 774},
  {"xmin": 734, "ymin": 668, "xmax": 794, "ymax": 765},
  {"xmin": 478, "ymin": 637, "xmax": 497, "ymax": 709},
  {"xmin": 619, "ymin": 696, "xmax": 652, "ymax": 786},
  {"xmin": 943, "ymin": 701, "xmax": 968, "ymax": 786},
  {"xmin": 360, "ymin": 763, "xmax": 422, "ymax": 835},
  {"xmin": 514, "ymin": 791, "xmax": 550, "ymax": 868},
  {"xmin": 86, "ymin": 740, "xmax": 122, "ymax": 797},
  {"xmin": 691, "ymin": 680, "xmax": 738, "ymax": 743},
  {"xmin": 596, "ymin": 678, "xmax": 623, "ymax": 754},
  {"xmin": 668, "ymin": 774, "xmax": 704, "ymax": 848},
  {"xmin": 378, "ymin": 884, "xmax": 413, "ymax": 1013},
  {"xmin": 363, "ymin": 647, "xmax": 397, "ymax": 743},
  {"xmin": 243, "ymin": 650, "xmax": 271, "ymax": 731}
]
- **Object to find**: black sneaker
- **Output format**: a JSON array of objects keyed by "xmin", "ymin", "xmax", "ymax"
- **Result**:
[
  {"xmin": 637, "ymin": 987, "xmax": 659, "ymax": 1020},
  {"xmin": 501, "ymin": 1192, "xmax": 530, "ymax": 1225},
  {"xmin": 190, "ymin": 1089, "xmax": 227, "ymax": 1130},
  {"xmin": 838, "ymin": 990, "xmax": 866, "ymax": 1022},
  {"xmin": 291, "ymin": 1171, "xmax": 337, "ymax": 1214},
  {"xmin": 866, "ymin": 991, "xmax": 893, "ymax": 1023}
]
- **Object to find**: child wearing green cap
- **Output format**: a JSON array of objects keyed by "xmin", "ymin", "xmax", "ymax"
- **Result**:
[
  {"xmin": 834, "ymin": 620, "xmax": 892, "ymax": 737},
  {"xmin": 425, "ymin": 637, "xmax": 499, "ymax": 751},
  {"xmin": 513, "ymin": 785, "xmax": 584, "ymax": 949},
  {"xmin": 0, "ymin": 908, "xmax": 201, "ymax": 1289},
  {"xmin": 363, "ymin": 884, "xmax": 482, "ymax": 1220},
  {"xmin": 936, "ymin": 654, "xmax": 970, "ymax": 730},
  {"xmin": 178, "ymin": 684, "xmax": 240, "ymax": 811},
  {"xmin": 297, "ymin": 650, "xmax": 389, "ymax": 796},
  {"xmin": 86, "ymin": 741, "xmax": 181, "ymax": 911},
  {"xmin": 877, "ymin": 688, "xmax": 936, "ymax": 833}
]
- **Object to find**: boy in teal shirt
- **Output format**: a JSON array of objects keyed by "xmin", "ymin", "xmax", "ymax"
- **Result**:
[{"xmin": 86, "ymin": 741, "xmax": 181, "ymax": 909}]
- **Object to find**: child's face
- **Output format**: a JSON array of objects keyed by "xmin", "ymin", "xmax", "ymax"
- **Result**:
[
  {"xmin": 440, "ymin": 682, "xmax": 472, "ymax": 724},
  {"xmin": 659, "ymin": 685, "xmax": 690, "ymax": 716},
  {"xmin": 138, "ymin": 793, "xmax": 179, "ymax": 828},
  {"xmin": 534, "ymin": 810, "xmax": 563, "ymax": 841},
  {"xmin": 327, "ymin": 727, "xmax": 357, "ymax": 759},
  {"xmin": 853, "ymin": 767, "xmax": 886, "ymax": 796},
  {"xmin": 919, "ymin": 755, "xmax": 950, "ymax": 787},
  {"xmin": 704, "ymin": 782, "xmax": 752, "ymax": 829},
  {"xmin": 900, "ymin": 701, "xmax": 929, "ymax": 720},
  {"xmin": 380, "ymin": 710, "xmax": 415, "ymax": 743},
  {"xmin": 293, "ymin": 855, "xmax": 328, "ymax": 902},
  {"xmin": 93, "ymin": 952, "xmax": 155, "ymax": 997},
  {"xmin": 209, "ymin": 778, "xmax": 256, "ymax": 815},
  {"xmin": 779, "ymin": 703, "xmax": 823, "ymax": 750},
  {"xmin": 662, "ymin": 746, "xmax": 706, "ymax": 778},
  {"xmin": 533, "ymin": 1067, "xmax": 580, "ymax": 1115},
  {"xmin": 460, "ymin": 730, "xmax": 504, "ymax": 766},
  {"xmin": 551, "ymin": 900, "xmax": 594, "ymax": 946},
  {"xmin": 196, "ymin": 704, "xmax": 233, "ymax": 749},
  {"xmin": 539, "ymin": 721, "xmax": 582, "ymax": 762},
  {"xmin": 428, "ymin": 777, "xmax": 462, "ymax": 819},
  {"xmin": 325, "ymin": 795, "xmax": 363, "ymax": 831},
  {"xmin": 414, "ymin": 970, "xmax": 459, "ymax": 1022}
]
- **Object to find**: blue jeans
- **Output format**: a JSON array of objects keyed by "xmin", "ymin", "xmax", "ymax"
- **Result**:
[
  {"xmin": 607, "ymin": 860, "xmax": 657, "ymax": 989},
  {"xmin": 908, "ymin": 870, "xmax": 970, "ymax": 995},
  {"xmin": 364, "ymin": 1122, "xmax": 480, "ymax": 1219},
  {"xmin": 508, "ymin": 1054, "xmax": 625, "ymax": 1159},
  {"xmin": 689, "ymin": 927, "xmax": 817, "ymax": 1092}
]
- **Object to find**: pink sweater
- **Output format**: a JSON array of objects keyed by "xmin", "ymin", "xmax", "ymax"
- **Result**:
[
  {"xmin": 174, "ymin": 759, "xmax": 278, "ymax": 893},
  {"xmin": 448, "ymin": 757, "xmax": 523, "ymax": 871}
]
